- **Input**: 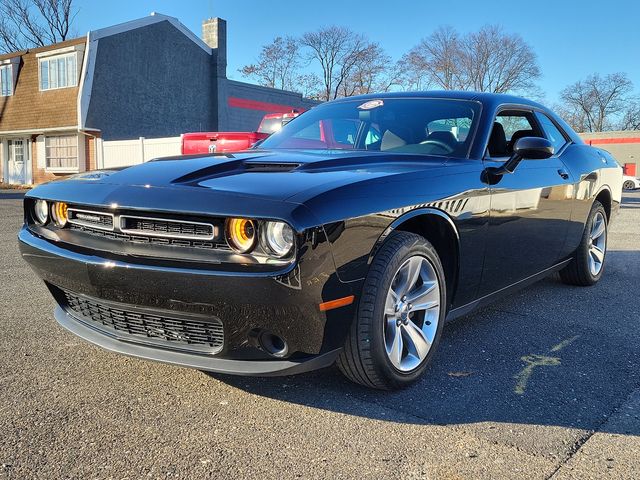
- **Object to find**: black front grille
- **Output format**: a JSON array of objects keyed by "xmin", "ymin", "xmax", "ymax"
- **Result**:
[
  {"xmin": 63, "ymin": 291, "xmax": 224, "ymax": 354},
  {"xmin": 68, "ymin": 209, "xmax": 114, "ymax": 230},
  {"xmin": 120, "ymin": 216, "xmax": 214, "ymax": 239},
  {"xmin": 69, "ymin": 224, "xmax": 230, "ymax": 251}
]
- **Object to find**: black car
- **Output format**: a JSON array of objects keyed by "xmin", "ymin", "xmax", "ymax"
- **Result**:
[{"xmin": 19, "ymin": 92, "xmax": 623, "ymax": 390}]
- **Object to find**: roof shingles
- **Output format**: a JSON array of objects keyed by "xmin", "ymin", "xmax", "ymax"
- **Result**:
[{"xmin": 0, "ymin": 37, "xmax": 86, "ymax": 133}]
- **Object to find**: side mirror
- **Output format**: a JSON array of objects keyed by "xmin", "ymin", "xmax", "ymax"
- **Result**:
[
  {"xmin": 486, "ymin": 136, "xmax": 555, "ymax": 179},
  {"xmin": 513, "ymin": 137, "xmax": 554, "ymax": 160}
]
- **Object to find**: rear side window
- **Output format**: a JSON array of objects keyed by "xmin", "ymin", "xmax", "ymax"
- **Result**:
[
  {"xmin": 535, "ymin": 112, "xmax": 568, "ymax": 153},
  {"xmin": 495, "ymin": 113, "xmax": 536, "ymax": 141}
]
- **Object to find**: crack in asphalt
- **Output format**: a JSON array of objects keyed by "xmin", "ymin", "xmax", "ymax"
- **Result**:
[{"xmin": 546, "ymin": 383, "xmax": 640, "ymax": 479}]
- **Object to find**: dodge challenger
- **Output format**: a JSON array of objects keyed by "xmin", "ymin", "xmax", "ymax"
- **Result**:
[{"xmin": 19, "ymin": 92, "xmax": 623, "ymax": 390}]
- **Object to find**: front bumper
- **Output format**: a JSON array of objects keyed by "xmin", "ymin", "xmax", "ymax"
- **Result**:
[
  {"xmin": 19, "ymin": 226, "xmax": 358, "ymax": 375},
  {"xmin": 54, "ymin": 306, "xmax": 340, "ymax": 375}
]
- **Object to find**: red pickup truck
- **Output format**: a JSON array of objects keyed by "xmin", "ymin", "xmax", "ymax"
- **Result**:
[{"xmin": 181, "ymin": 111, "xmax": 301, "ymax": 154}]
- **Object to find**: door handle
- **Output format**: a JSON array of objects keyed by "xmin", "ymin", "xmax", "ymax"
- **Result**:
[{"xmin": 557, "ymin": 169, "xmax": 569, "ymax": 180}]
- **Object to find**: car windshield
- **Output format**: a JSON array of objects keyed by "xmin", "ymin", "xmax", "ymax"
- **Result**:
[{"xmin": 259, "ymin": 98, "xmax": 481, "ymax": 157}]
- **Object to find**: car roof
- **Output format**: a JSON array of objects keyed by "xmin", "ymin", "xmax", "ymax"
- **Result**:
[{"xmin": 331, "ymin": 90, "xmax": 546, "ymax": 110}]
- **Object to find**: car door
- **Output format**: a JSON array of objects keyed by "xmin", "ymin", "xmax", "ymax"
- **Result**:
[{"xmin": 479, "ymin": 108, "xmax": 574, "ymax": 295}]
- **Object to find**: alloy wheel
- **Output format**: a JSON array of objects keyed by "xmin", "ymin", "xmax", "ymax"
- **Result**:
[
  {"xmin": 384, "ymin": 255, "xmax": 440, "ymax": 372},
  {"xmin": 588, "ymin": 211, "xmax": 607, "ymax": 276}
]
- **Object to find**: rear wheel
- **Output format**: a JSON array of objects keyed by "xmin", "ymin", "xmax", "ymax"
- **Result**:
[
  {"xmin": 623, "ymin": 180, "xmax": 635, "ymax": 190},
  {"xmin": 337, "ymin": 232, "xmax": 446, "ymax": 390},
  {"xmin": 559, "ymin": 201, "xmax": 608, "ymax": 286}
]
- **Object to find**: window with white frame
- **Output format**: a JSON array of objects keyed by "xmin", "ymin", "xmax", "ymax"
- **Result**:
[
  {"xmin": 0, "ymin": 64, "xmax": 13, "ymax": 96},
  {"xmin": 39, "ymin": 53, "xmax": 77, "ymax": 91},
  {"xmin": 45, "ymin": 135, "xmax": 78, "ymax": 169}
]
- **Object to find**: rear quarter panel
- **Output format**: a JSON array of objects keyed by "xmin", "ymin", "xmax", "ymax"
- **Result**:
[{"xmin": 561, "ymin": 144, "xmax": 622, "ymax": 251}]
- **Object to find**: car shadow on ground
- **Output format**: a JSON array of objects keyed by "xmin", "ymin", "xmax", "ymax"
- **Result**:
[{"xmin": 210, "ymin": 249, "xmax": 640, "ymax": 436}]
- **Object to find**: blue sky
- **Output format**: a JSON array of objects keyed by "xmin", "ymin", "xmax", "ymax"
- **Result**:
[{"xmin": 72, "ymin": 0, "xmax": 640, "ymax": 103}]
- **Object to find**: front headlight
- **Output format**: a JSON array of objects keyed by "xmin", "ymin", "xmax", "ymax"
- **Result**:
[
  {"xmin": 33, "ymin": 199, "xmax": 49, "ymax": 225},
  {"xmin": 262, "ymin": 221, "xmax": 294, "ymax": 257},
  {"xmin": 226, "ymin": 218, "xmax": 257, "ymax": 253},
  {"xmin": 52, "ymin": 201, "xmax": 68, "ymax": 227}
]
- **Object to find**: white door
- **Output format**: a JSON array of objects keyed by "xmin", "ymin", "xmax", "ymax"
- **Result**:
[{"xmin": 7, "ymin": 139, "xmax": 27, "ymax": 184}]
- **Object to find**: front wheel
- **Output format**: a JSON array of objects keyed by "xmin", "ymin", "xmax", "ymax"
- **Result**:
[
  {"xmin": 623, "ymin": 180, "xmax": 635, "ymax": 190},
  {"xmin": 337, "ymin": 232, "xmax": 446, "ymax": 390},
  {"xmin": 559, "ymin": 201, "xmax": 608, "ymax": 286}
]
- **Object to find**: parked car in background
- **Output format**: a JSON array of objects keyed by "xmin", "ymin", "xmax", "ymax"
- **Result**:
[
  {"xmin": 181, "ymin": 111, "xmax": 301, "ymax": 154},
  {"xmin": 622, "ymin": 175, "xmax": 640, "ymax": 190},
  {"xmin": 20, "ymin": 91, "xmax": 622, "ymax": 390}
]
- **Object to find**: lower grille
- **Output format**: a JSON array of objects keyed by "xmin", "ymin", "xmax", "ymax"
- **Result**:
[{"xmin": 62, "ymin": 290, "xmax": 224, "ymax": 354}]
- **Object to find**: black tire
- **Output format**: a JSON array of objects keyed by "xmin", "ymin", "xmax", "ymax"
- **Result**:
[
  {"xmin": 623, "ymin": 180, "xmax": 635, "ymax": 190},
  {"xmin": 336, "ymin": 231, "xmax": 447, "ymax": 390},
  {"xmin": 559, "ymin": 201, "xmax": 608, "ymax": 286}
]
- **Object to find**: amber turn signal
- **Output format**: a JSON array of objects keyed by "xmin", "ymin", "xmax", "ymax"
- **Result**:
[
  {"xmin": 52, "ymin": 201, "xmax": 68, "ymax": 227},
  {"xmin": 226, "ymin": 218, "xmax": 257, "ymax": 253}
]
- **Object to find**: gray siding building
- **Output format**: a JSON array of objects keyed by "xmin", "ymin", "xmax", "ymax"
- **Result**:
[
  {"xmin": 0, "ymin": 13, "xmax": 317, "ymax": 185},
  {"xmin": 80, "ymin": 13, "xmax": 316, "ymax": 141}
]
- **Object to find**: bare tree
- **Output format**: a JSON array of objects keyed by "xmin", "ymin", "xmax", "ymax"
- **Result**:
[
  {"xmin": 619, "ymin": 97, "xmax": 640, "ymax": 131},
  {"xmin": 0, "ymin": 0, "xmax": 76, "ymax": 53},
  {"xmin": 461, "ymin": 25, "xmax": 540, "ymax": 93},
  {"xmin": 338, "ymin": 42, "xmax": 395, "ymax": 97},
  {"xmin": 240, "ymin": 36, "xmax": 301, "ymax": 91},
  {"xmin": 560, "ymin": 73, "xmax": 633, "ymax": 132},
  {"xmin": 301, "ymin": 26, "xmax": 373, "ymax": 101},
  {"xmin": 398, "ymin": 26, "xmax": 461, "ymax": 91},
  {"xmin": 398, "ymin": 24, "xmax": 540, "ymax": 94},
  {"xmin": 294, "ymin": 72, "xmax": 323, "ymax": 100},
  {"xmin": 552, "ymin": 103, "xmax": 591, "ymax": 134}
]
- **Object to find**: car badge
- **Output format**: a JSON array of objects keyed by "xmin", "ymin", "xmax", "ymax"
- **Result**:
[{"xmin": 208, "ymin": 143, "xmax": 217, "ymax": 153}]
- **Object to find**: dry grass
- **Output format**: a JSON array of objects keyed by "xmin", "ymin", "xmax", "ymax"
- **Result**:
[{"xmin": 0, "ymin": 183, "xmax": 31, "ymax": 190}]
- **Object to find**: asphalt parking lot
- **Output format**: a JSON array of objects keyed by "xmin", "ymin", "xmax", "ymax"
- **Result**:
[{"xmin": 1, "ymin": 190, "xmax": 639, "ymax": 479}]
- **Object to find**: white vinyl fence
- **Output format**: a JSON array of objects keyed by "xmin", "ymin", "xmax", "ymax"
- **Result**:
[{"xmin": 99, "ymin": 136, "xmax": 182, "ymax": 169}]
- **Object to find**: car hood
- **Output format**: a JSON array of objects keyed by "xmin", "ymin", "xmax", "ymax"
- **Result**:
[{"xmin": 79, "ymin": 149, "xmax": 449, "ymax": 202}]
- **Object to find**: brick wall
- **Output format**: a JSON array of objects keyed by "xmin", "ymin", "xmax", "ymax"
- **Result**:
[
  {"xmin": 31, "ymin": 136, "xmax": 55, "ymax": 185},
  {"xmin": 86, "ymin": 134, "xmax": 97, "ymax": 171}
]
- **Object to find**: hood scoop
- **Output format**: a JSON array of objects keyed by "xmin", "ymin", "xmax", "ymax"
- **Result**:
[
  {"xmin": 243, "ymin": 162, "xmax": 300, "ymax": 172},
  {"xmin": 171, "ymin": 160, "xmax": 300, "ymax": 186}
]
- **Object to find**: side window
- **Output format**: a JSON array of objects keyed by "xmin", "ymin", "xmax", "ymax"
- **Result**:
[
  {"xmin": 495, "ymin": 114, "xmax": 535, "ymax": 141},
  {"xmin": 535, "ymin": 112, "xmax": 568, "ymax": 153},
  {"xmin": 487, "ymin": 111, "xmax": 545, "ymax": 158}
]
